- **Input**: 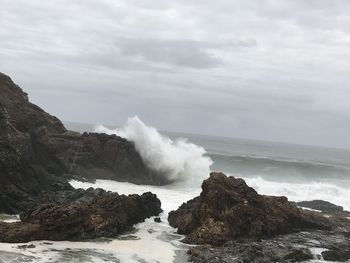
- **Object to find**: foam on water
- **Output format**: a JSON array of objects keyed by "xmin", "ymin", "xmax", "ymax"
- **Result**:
[
  {"xmin": 0, "ymin": 180, "xmax": 198, "ymax": 263},
  {"xmin": 1, "ymin": 177, "xmax": 348, "ymax": 262},
  {"xmin": 95, "ymin": 116, "xmax": 213, "ymax": 183},
  {"xmin": 70, "ymin": 179, "xmax": 200, "ymax": 214},
  {"xmin": 244, "ymin": 176, "xmax": 350, "ymax": 210},
  {"xmin": 1, "ymin": 118, "xmax": 349, "ymax": 262}
]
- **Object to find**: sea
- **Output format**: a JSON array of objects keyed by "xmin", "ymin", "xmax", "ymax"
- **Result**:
[{"xmin": 0, "ymin": 117, "xmax": 349, "ymax": 263}]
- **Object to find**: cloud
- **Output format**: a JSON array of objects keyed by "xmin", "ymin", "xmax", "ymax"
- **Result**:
[
  {"xmin": 118, "ymin": 38, "xmax": 221, "ymax": 69},
  {"xmin": 0, "ymin": 0, "xmax": 350, "ymax": 148}
]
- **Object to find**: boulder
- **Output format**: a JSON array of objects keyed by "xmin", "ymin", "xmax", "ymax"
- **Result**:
[
  {"xmin": 168, "ymin": 172, "xmax": 331, "ymax": 245},
  {"xmin": 0, "ymin": 190, "xmax": 161, "ymax": 243}
]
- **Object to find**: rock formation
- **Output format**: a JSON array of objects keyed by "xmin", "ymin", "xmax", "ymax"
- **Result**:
[
  {"xmin": 0, "ymin": 189, "xmax": 161, "ymax": 242},
  {"xmin": 296, "ymin": 200, "xmax": 345, "ymax": 214},
  {"xmin": 0, "ymin": 72, "xmax": 166, "ymax": 214},
  {"xmin": 168, "ymin": 172, "xmax": 331, "ymax": 245},
  {"xmin": 187, "ymin": 230, "xmax": 350, "ymax": 263},
  {"xmin": 169, "ymin": 172, "xmax": 350, "ymax": 262}
]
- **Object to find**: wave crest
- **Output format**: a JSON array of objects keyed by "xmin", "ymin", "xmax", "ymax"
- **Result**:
[{"xmin": 95, "ymin": 116, "xmax": 213, "ymax": 183}]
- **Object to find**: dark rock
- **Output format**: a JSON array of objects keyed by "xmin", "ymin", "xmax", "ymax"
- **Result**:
[
  {"xmin": 322, "ymin": 246, "xmax": 350, "ymax": 262},
  {"xmin": 0, "ymin": 190, "xmax": 161, "ymax": 243},
  {"xmin": 0, "ymin": 80, "xmax": 72, "ymax": 213},
  {"xmin": 283, "ymin": 248, "xmax": 313, "ymax": 262},
  {"xmin": 0, "ymin": 72, "xmax": 167, "ymax": 214},
  {"xmin": 168, "ymin": 172, "xmax": 331, "ymax": 245},
  {"xmin": 154, "ymin": 217, "xmax": 161, "ymax": 223},
  {"xmin": 297, "ymin": 200, "xmax": 344, "ymax": 214},
  {"xmin": 17, "ymin": 244, "xmax": 36, "ymax": 249},
  {"xmin": 47, "ymin": 131, "xmax": 168, "ymax": 186},
  {"xmin": 0, "ymin": 72, "xmax": 66, "ymax": 135},
  {"xmin": 188, "ymin": 230, "xmax": 350, "ymax": 263}
]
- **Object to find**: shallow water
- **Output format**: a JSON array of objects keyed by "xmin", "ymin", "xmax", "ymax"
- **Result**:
[
  {"xmin": 0, "ymin": 122, "xmax": 349, "ymax": 262},
  {"xmin": 0, "ymin": 178, "xmax": 348, "ymax": 262},
  {"xmin": 0, "ymin": 180, "xmax": 196, "ymax": 263}
]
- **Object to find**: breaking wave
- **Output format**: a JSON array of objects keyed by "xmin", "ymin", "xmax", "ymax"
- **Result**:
[
  {"xmin": 95, "ymin": 116, "xmax": 213, "ymax": 183},
  {"xmin": 244, "ymin": 176, "xmax": 350, "ymax": 210}
]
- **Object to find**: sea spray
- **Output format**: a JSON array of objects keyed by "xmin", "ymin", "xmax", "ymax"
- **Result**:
[
  {"xmin": 95, "ymin": 116, "xmax": 213, "ymax": 183},
  {"xmin": 244, "ymin": 176, "xmax": 350, "ymax": 210}
]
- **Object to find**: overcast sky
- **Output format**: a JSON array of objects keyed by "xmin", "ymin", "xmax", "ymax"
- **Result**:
[{"xmin": 1, "ymin": 0, "xmax": 350, "ymax": 148}]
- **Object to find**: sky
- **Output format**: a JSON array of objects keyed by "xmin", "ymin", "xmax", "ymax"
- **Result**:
[{"xmin": 1, "ymin": 0, "xmax": 350, "ymax": 148}]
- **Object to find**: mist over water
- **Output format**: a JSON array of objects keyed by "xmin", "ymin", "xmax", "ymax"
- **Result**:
[{"xmin": 95, "ymin": 116, "xmax": 213, "ymax": 183}]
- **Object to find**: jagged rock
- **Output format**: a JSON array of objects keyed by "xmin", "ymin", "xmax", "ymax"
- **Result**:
[
  {"xmin": 0, "ymin": 72, "xmax": 66, "ymax": 134},
  {"xmin": 187, "ymin": 230, "xmax": 350, "ymax": 263},
  {"xmin": 297, "ymin": 200, "xmax": 344, "ymax": 214},
  {"xmin": 168, "ymin": 172, "xmax": 331, "ymax": 245},
  {"xmin": 188, "ymin": 241, "xmax": 314, "ymax": 263},
  {"xmin": 154, "ymin": 217, "xmax": 161, "ymax": 223},
  {"xmin": 0, "ymin": 72, "xmax": 167, "ymax": 214},
  {"xmin": 283, "ymin": 249, "xmax": 313, "ymax": 262},
  {"xmin": 322, "ymin": 246, "xmax": 350, "ymax": 262},
  {"xmin": 47, "ymin": 131, "xmax": 167, "ymax": 185},
  {"xmin": 0, "ymin": 190, "xmax": 161, "ymax": 243}
]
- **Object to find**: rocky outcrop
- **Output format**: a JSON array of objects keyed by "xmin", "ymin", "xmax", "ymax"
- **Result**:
[
  {"xmin": 0, "ymin": 189, "xmax": 161, "ymax": 243},
  {"xmin": 0, "ymin": 72, "xmax": 166, "ymax": 214},
  {"xmin": 188, "ymin": 241, "xmax": 314, "ymax": 263},
  {"xmin": 47, "ymin": 131, "xmax": 166, "ymax": 185},
  {"xmin": 168, "ymin": 172, "xmax": 331, "ymax": 245},
  {"xmin": 322, "ymin": 245, "xmax": 350, "ymax": 262},
  {"xmin": 188, "ymin": 230, "xmax": 350, "ymax": 263},
  {"xmin": 0, "ymin": 73, "xmax": 71, "ymax": 213},
  {"xmin": 296, "ymin": 200, "xmax": 345, "ymax": 214},
  {"xmin": 169, "ymin": 173, "xmax": 350, "ymax": 262},
  {"xmin": 0, "ymin": 72, "xmax": 66, "ymax": 134}
]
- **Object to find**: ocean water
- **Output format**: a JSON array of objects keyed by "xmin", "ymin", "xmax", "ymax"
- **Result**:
[
  {"xmin": 71, "ymin": 118, "xmax": 350, "ymax": 210},
  {"xmin": 0, "ymin": 118, "xmax": 349, "ymax": 262}
]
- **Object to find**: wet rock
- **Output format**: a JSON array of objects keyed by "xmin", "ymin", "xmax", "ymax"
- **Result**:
[
  {"xmin": 47, "ymin": 131, "xmax": 169, "ymax": 186},
  {"xmin": 188, "ymin": 231, "xmax": 350, "ymax": 263},
  {"xmin": 0, "ymin": 190, "xmax": 161, "ymax": 243},
  {"xmin": 322, "ymin": 246, "xmax": 350, "ymax": 262},
  {"xmin": 0, "ymin": 72, "xmax": 167, "ymax": 214},
  {"xmin": 17, "ymin": 244, "xmax": 36, "ymax": 249},
  {"xmin": 283, "ymin": 248, "xmax": 313, "ymax": 262},
  {"xmin": 297, "ymin": 200, "xmax": 344, "ymax": 214},
  {"xmin": 168, "ymin": 172, "xmax": 331, "ymax": 245},
  {"xmin": 154, "ymin": 217, "xmax": 161, "ymax": 223}
]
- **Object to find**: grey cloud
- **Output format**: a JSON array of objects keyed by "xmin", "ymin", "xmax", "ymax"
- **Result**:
[
  {"xmin": 0, "ymin": 0, "xmax": 350, "ymax": 148},
  {"xmin": 118, "ymin": 38, "xmax": 221, "ymax": 69}
]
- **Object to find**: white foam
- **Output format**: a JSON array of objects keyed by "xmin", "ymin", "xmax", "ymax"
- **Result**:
[
  {"xmin": 298, "ymin": 207, "xmax": 322, "ymax": 213},
  {"xmin": 244, "ymin": 176, "xmax": 350, "ymax": 211},
  {"xmin": 70, "ymin": 179, "xmax": 199, "ymax": 214},
  {"xmin": 0, "ymin": 180, "xmax": 197, "ymax": 263},
  {"xmin": 1, "ymin": 177, "xmax": 347, "ymax": 262},
  {"xmin": 0, "ymin": 214, "xmax": 20, "ymax": 223},
  {"xmin": 94, "ymin": 116, "xmax": 213, "ymax": 183}
]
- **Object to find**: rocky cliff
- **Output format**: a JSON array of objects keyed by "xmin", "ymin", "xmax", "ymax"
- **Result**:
[{"xmin": 0, "ymin": 72, "xmax": 165, "ymax": 214}]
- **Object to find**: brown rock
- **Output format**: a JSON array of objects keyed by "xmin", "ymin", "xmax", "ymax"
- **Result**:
[
  {"xmin": 0, "ymin": 72, "xmax": 167, "ymax": 214},
  {"xmin": 0, "ymin": 190, "xmax": 161, "ymax": 243},
  {"xmin": 168, "ymin": 172, "xmax": 331, "ymax": 245}
]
